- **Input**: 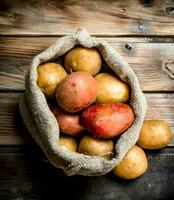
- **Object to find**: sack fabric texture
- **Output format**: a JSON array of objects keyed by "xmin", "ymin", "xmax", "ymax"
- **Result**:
[{"xmin": 19, "ymin": 28, "xmax": 147, "ymax": 176}]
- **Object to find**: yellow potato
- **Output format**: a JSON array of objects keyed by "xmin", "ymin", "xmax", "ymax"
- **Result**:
[
  {"xmin": 95, "ymin": 73, "xmax": 130, "ymax": 104},
  {"xmin": 78, "ymin": 135, "xmax": 114, "ymax": 160},
  {"xmin": 113, "ymin": 145, "xmax": 148, "ymax": 180},
  {"xmin": 58, "ymin": 135, "xmax": 77, "ymax": 152},
  {"xmin": 137, "ymin": 120, "xmax": 172, "ymax": 149},
  {"xmin": 37, "ymin": 62, "xmax": 67, "ymax": 97},
  {"xmin": 64, "ymin": 47, "xmax": 101, "ymax": 75}
]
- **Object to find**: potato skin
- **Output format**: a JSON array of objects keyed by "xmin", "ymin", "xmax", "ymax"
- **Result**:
[
  {"xmin": 113, "ymin": 145, "xmax": 148, "ymax": 179},
  {"xmin": 56, "ymin": 71, "xmax": 97, "ymax": 113},
  {"xmin": 80, "ymin": 103, "xmax": 134, "ymax": 139},
  {"xmin": 137, "ymin": 120, "xmax": 172, "ymax": 149},
  {"xmin": 95, "ymin": 73, "xmax": 130, "ymax": 104},
  {"xmin": 58, "ymin": 135, "xmax": 77, "ymax": 152},
  {"xmin": 37, "ymin": 62, "xmax": 67, "ymax": 97},
  {"xmin": 51, "ymin": 106, "xmax": 84, "ymax": 137},
  {"xmin": 64, "ymin": 47, "xmax": 101, "ymax": 75},
  {"xmin": 78, "ymin": 135, "xmax": 114, "ymax": 160}
]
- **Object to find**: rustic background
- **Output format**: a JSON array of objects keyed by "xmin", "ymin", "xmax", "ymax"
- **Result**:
[{"xmin": 0, "ymin": 0, "xmax": 174, "ymax": 199}]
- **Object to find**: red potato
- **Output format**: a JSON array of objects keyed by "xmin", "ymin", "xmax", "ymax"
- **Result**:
[
  {"xmin": 51, "ymin": 106, "xmax": 85, "ymax": 137},
  {"xmin": 56, "ymin": 71, "xmax": 97, "ymax": 113},
  {"xmin": 80, "ymin": 103, "xmax": 134, "ymax": 139}
]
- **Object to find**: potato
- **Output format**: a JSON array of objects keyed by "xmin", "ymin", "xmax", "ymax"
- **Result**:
[
  {"xmin": 37, "ymin": 62, "xmax": 67, "ymax": 96},
  {"xmin": 80, "ymin": 103, "xmax": 134, "ymax": 139},
  {"xmin": 78, "ymin": 135, "xmax": 114, "ymax": 160},
  {"xmin": 95, "ymin": 73, "xmax": 130, "ymax": 104},
  {"xmin": 51, "ymin": 106, "xmax": 84, "ymax": 137},
  {"xmin": 64, "ymin": 47, "xmax": 101, "ymax": 75},
  {"xmin": 56, "ymin": 71, "xmax": 97, "ymax": 113},
  {"xmin": 58, "ymin": 135, "xmax": 77, "ymax": 152},
  {"xmin": 137, "ymin": 120, "xmax": 172, "ymax": 149},
  {"xmin": 113, "ymin": 145, "xmax": 148, "ymax": 179}
]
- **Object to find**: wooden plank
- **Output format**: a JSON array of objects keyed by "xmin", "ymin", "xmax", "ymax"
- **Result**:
[
  {"xmin": 0, "ymin": 93, "xmax": 31, "ymax": 145},
  {"xmin": 0, "ymin": 0, "xmax": 174, "ymax": 36},
  {"xmin": 0, "ymin": 37, "xmax": 174, "ymax": 91},
  {"xmin": 0, "ymin": 92, "xmax": 173, "ymax": 146},
  {"xmin": 0, "ymin": 146, "xmax": 174, "ymax": 200}
]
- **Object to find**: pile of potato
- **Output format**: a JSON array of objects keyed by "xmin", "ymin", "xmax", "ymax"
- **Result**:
[{"xmin": 37, "ymin": 47, "xmax": 172, "ymax": 179}]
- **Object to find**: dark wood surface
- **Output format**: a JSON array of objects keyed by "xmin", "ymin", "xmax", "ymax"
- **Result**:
[
  {"xmin": 0, "ymin": 146, "xmax": 174, "ymax": 200},
  {"xmin": 0, "ymin": 0, "xmax": 174, "ymax": 200}
]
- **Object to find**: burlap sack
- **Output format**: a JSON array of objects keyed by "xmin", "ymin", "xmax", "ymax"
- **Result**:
[{"xmin": 19, "ymin": 28, "xmax": 147, "ymax": 176}]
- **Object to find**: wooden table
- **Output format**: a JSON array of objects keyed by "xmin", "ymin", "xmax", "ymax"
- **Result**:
[{"xmin": 0, "ymin": 1, "xmax": 174, "ymax": 199}]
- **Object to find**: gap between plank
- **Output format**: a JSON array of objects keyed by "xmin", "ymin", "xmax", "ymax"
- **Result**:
[{"xmin": 1, "ymin": 34, "xmax": 174, "ymax": 39}]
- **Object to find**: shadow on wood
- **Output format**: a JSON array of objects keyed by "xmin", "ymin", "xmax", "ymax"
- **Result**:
[{"xmin": 0, "ymin": 142, "xmax": 174, "ymax": 200}]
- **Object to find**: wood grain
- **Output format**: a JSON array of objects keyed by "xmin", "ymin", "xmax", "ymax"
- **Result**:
[
  {"xmin": 0, "ymin": 0, "xmax": 174, "ymax": 198},
  {"xmin": 0, "ymin": 0, "xmax": 174, "ymax": 36},
  {"xmin": 0, "ymin": 93, "xmax": 31, "ymax": 145},
  {"xmin": 0, "ymin": 92, "xmax": 173, "ymax": 146},
  {"xmin": 0, "ymin": 146, "xmax": 174, "ymax": 200},
  {"xmin": 0, "ymin": 37, "xmax": 174, "ymax": 91}
]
